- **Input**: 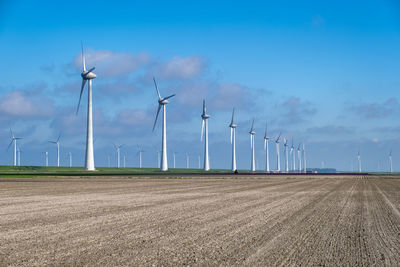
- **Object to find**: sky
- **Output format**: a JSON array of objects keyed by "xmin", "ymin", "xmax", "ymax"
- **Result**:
[{"xmin": 1, "ymin": 0, "xmax": 400, "ymax": 171}]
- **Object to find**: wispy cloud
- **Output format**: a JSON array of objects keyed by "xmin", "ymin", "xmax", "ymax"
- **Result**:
[
  {"xmin": 280, "ymin": 96, "xmax": 317, "ymax": 124},
  {"xmin": 349, "ymin": 97, "xmax": 399, "ymax": 119}
]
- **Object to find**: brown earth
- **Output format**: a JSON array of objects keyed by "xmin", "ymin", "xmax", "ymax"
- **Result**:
[{"xmin": 0, "ymin": 175, "xmax": 399, "ymax": 266}]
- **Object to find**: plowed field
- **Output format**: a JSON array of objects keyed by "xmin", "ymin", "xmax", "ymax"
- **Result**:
[{"xmin": 0, "ymin": 176, "xmax": 399, "ymax": 266}]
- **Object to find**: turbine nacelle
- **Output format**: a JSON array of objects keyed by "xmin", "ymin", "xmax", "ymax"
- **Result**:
[
  {"xmin": 81, "ymin": 70, "xmax": 97, "ymax": 80},
  {"xmin": 229, "ymin": 123, "xmax": 237, "ymax": 128},
  {"xmin": 202, "ymin": 113, "xmax": 210, "ymax": 119},
  {"xmin": 159, "ymin": 98, "xmax": 169, "ymax": 105}
]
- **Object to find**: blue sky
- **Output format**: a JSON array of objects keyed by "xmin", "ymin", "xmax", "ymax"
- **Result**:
[{"xmin": 1, "ymin": 0, "xmax": 400, "ymax": 171}]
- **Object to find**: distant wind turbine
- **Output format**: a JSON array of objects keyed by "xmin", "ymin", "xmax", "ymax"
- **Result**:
[
  {"xmin": 357, "ymin": 150, "xmax": 361, "ymax": 173},
  {"xmin": 173, "ymin": 151, "xmax": 178, "ymax": 168},
  {"xmin": 8, "ymin": 129, "xmax": 22, "ymax": 166},
  {"xmin": 297, "ymin": 144, "xmax": 302, "ymax": 172},
  {"xmin": 284, "ymin": 138, "xmax": 289, "ymax": 172},
  {"xmin": 49, "ymin": 134, "xmax": 61, "ymax": 167},
  {"xmin": 68, "ymin": 152, "xmax": 72, "ymax": 167},
  {"xmin": 249, "ymin": 119, "xmax": 256, "ymax": 172},
  {"xmin": 290, "ymin": 138, "xmax": 295, "ymax": 171},
  {"xmin": 43, "ymin": 151, "xmax": 48, "ymax": 167},
  {"xmin": 152, "ymin": 77, "xmax": 175, "ymax": 171},
  {"xmin": 76, "ymin": 42, "xmax": 96, "ymax": 171},
  {"xmin": 229, "ymin": 108, "xmax": 237, "ymax": 171},
  {"xmin": 264, "ymin": 121, "xmax": 270, "ymax": 172},
  {"xmin": 137, "ymin": 145, "xmax": 144, "ymax": 168},
  {"xmin": 17, "ymin": 146, "xmax": 21, "ymax": 166},
  {"xmin": 113, "ymin": 144, "xmax": 123, "ymax": 168},
  {"xmin": 276, "ymin": 132, "xmax": 282, "ymax": 172},
  {"xmin": 200, "ymin": 100, "xmax": 211, "ymax": 171},
  {"xmin": 186, "ymin": 153, "xmax": 190, "ymax": 169},
  {"xmin": 198, "ymin": 155, "xmax": 201, "ymax": 169},
  {"xmin": 389, "ymin": 150, "xmax": 393, "ymax": 173},
  {"xmin": 303, "ymin": 143, "xmax": 307, "ymax": 173}
]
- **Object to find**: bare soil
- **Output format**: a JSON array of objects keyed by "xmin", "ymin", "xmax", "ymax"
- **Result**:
[{"xmin": 0, "ymin": 175, "xmax": 399, "ymax": 266}]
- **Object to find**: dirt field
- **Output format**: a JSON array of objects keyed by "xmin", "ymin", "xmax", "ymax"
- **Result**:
[{"xmin": 0, "ymin": 175, "xmax": 399, "ymax": 266}]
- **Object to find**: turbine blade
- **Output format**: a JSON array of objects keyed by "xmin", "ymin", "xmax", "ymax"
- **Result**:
[
  {"xmin": 251, "ymin": 119, "xmax": 255, "ymax": 132},
  {"xmin": 153, "ymin": 77, "xmax": 161, "ymax": 100},
  {"xmin": 201, "ymin": 119, "xmax": 205, "ymax": 141},
  {"xmin": 152, "ymin": 104, "xmax": 162, "ymax": 132},
  {"xmin": 76, "ymin": 79, "xmax": 87, "ymax": 114},
  {"xmin": 81, "ymin": 41, "xmax": 86, "ymax": 72},
  {"xmin": 57, "ymin": 133, "xmax": 61, "ymax": 142},
  {"xmin": 203, "ymin": 99, "xmax": 206, "ymax": 114},
  {"xmin": 231, "ymin": 108, "xmax": 235, "ymax": 124},
  {"xmin": 7, "ymin": 140, "xmax": 13, "ymax": 150},
  {"xmin": 164, "ymin": 94, "xmax": 176, "ymax": 100},
  {"xmin": 10, "ymin": 128, "xmax": 14, "ymax": 138},
  {"xmin": 86, "ymin": 67, "xmax": 95, "ymax": 73}
]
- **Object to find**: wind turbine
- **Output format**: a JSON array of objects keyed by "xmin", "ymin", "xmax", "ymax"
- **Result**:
[
  {"xmin": 49, "ymin": 134, "xmax": 61, "ymax": 167},
  {"xmin": 303, "ymin": 143, "xmax": 307, "ymax": 173},
  {"xmin": 123, "ymin": 155, "xmax": 126, "ymax": 168},
  {"xmin": 229, "ymin": 108, "xmax": 237, "ymax": 171},
  {"xmin": 113, "ymin": 144, "xmax": 123, "ymax": 168},
  {"xmin": 8, "ymin": 129, "xmax": 22, "ymax": 166},
  {"xmin": 43, "ymin": 151, "xmax": 48, "ymax": 167},
  {"xmin": 157, "ymin": 150, "xmax": 160, "ymax": 168},
  {"xmin": 290, "ymin": 138, "xmax": 295, "ymax": 171},
  {"xmin": 76, "ymin": 42, "xmax": 96, "ymax": 171},
  {"xmin": 249, "ymin": 119, "xmax": 256, "ymax": 172},
  {"xmin": 17, "ymin": 146, "xmax": 21, "ymax": 166},
  {"xmin": 284, "ymin": 138, "xmax": 289, "ymax": 172},
  {"xmin": 389, "ymin": 150, "xmax": 393, "ymax": 173},
  {"xmin": 275, "ymin": 132, "xmax": 282, "ymax": 172},
  {"xmin": 200, "ymin": 100, "xmax": 211, "ymax": 171},
  {"xmin": 264, "ymin": 122, "xmax": 270, "ymax": 172},
  {"xmin": 68, "ymin": 152, "xmax": 72, "ymax": 167},
  {"xmin": 357, "ymin": 150, "xmax": 361, "ymax": 173},
  {"xmin": 198, "ymin": 155, "xmax": 201, "ymax": 169},
  {"xmin": 152, "ymin": 77, "xmax": 175, "ymax": 171},
  {"xmin": 137, "ymin": 145, "xmax": 144, "ymax": 168},
  {"xmin": 186, "ymin": 153, "xmax": 190, "ymax": 169},
  {"xmin": 173, "ymin": 151, "xmax": 178, "ymax": 168},
  {"xmin": 297, "ymin": 144, "xmax": 302, "ymax": 172}
]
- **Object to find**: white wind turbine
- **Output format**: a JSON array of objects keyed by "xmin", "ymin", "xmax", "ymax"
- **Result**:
[
  {"xmin": 186, "ymin": 153, "xmax": 190, "ymax": 169},
  {"xmin": 303, "ymin": 143, "xmax": 307, "ymax": 173},
  {"xmin": 17, "ymin": 146, "xmax": 21, "ymax": 166},
  {"xmin": 297, "ymin": 144, "xmax": 302, "ymax": 172},
  {"xmin": 123, "ymin": 155, "xmax": 126, "ymax": 168},
  {"xmin": 76, "ymin": 42, "xmax": 96, "ymax": 171},
  {"xmin": 152, "ymin": 77, "xmax": 175, "ymax": 171},
  {"xmin": 264, "ymin": 121, "xmax": 270, "ymax": 172},
  {"xmin": 68, "ymin": 152, "xmax": 72, "ymax": 167},
  {"xmin": 357, "ymin": 150, "xmax": 361, "ymax": 173},
  {"xmin": 275, "ymin": 132, "xmax": 282, "ymax": 172},
  {"xmin": 49, "ymin": 134, "xmax": 61, "ymax": 167},
  {"xmin": 8, "ymin": 129, "xmax": 22, "ymax": 167},
  {"xmin": 137, "ymin": 145, "xmax": 144, "ymax": 168},
  {"xmin": 113, "ymin": 144, "xmax": 123, "ymax": 168},
  {"xmin": 284, "ymin": 138, "xmax": 289, "ymax": 172},
  {"xmin": 173, "ymin": 152, "xmax": 178, "ymax": 168},
  {"xmin": 249, "ymin": 119, "xmax": 256, "ymax": 172},
  {"xmin": 290, "ymin": 138, "xmax": 295, "ymax": 171},
  {"xmin": 43, "ymin": 151, "xmax": 49, "ymax": 167},
  {"xmin": 200, "ymin": 100, "xmax": 211, "ymax": 171},
  {"xmin": 229, "ymin": 108, "xmax": 237, "ymax": 171},
  {"xmin": 389, "ymin": 150, "xmax": 393, "ymax": 173}
]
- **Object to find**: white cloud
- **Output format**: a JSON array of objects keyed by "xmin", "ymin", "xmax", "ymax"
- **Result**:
[
  {"xmin": 156, "ymin": 56, "xmax": 206, "ymax": 79},
  {"xmin": 74, "ymin": 50, "xmax": 151, "ymax": 77},
  {"xmin": 0, "ymin": 90, "xmax": 53, "ymax": 119}
]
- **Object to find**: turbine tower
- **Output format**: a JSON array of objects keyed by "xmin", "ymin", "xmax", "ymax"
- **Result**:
[
  {"xmin": 17, "ymin": 146, "xmax": 21, "ymax": 166},
  {"xmin": 49, "ymin": 134, "xmax": 61, "ymax": 167},
  {"xmin": 297, "ymin": 144, "xmax": 302, "ymax": 172},
  {"xmin": 303, "ymin": 143, "xmax": 307, "ymax": 173},
  {"xmin": 152, "ymin": 77, "xmax": 175, "ymax": 171},
  {"xmin": 43, "ymin": 151, "xmax": 48, "ymax": 167},
  {"xmin": 173, "ymin": 152, "xmax": 177, "ymax": 168},
  {"xmin": 76, "ymin": 42, "xmax": 96, "ymax": 171},
  {"xmin": 229, "ymin": 108, "xmax": 237, "ymax": 171},
  {"xmin": 275, "ymin": 133, "xmax": 282, "ymax": 172},
  {"xmin": 8, "ymin": 129, "xmax": 22, "ymax": 167},
  {"xmin": 186, "ymin": 153, "xmax": 190, "ymax": 169},
  {"xmin": 68, "ymin": 152, "xmax": 72, "ymax": 167},
  {"xmin": 137, "ymin": 145, "xmax": 144, "ymax": 168},
  {"xmin": 291, "ymin": 138, "xmax": 296, "ymax": 171},
  {"xmin": 284, "ymin": 138, "xmax": 289, "ymax": 172},
  {"xmin": 264, "ymin": 122, "xmax": 270, "ymax": 172},
  {"xmin": 200, "ymin": 100, "xmax": 210, "ymax": 171},
  {"xmin": 249, "ymin": 119, "xmax": 256, "ymax": 172},
  {"xmin": 389, "ymin": 150, "xmax": 393, "ymax": 173},
  {"xmin": 113, "ymin": 144, "xmax": 123, "ymax": 168},
  {"xmin": 357, "ymin": 150, "xmax": 361, "ymax": 173}
]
